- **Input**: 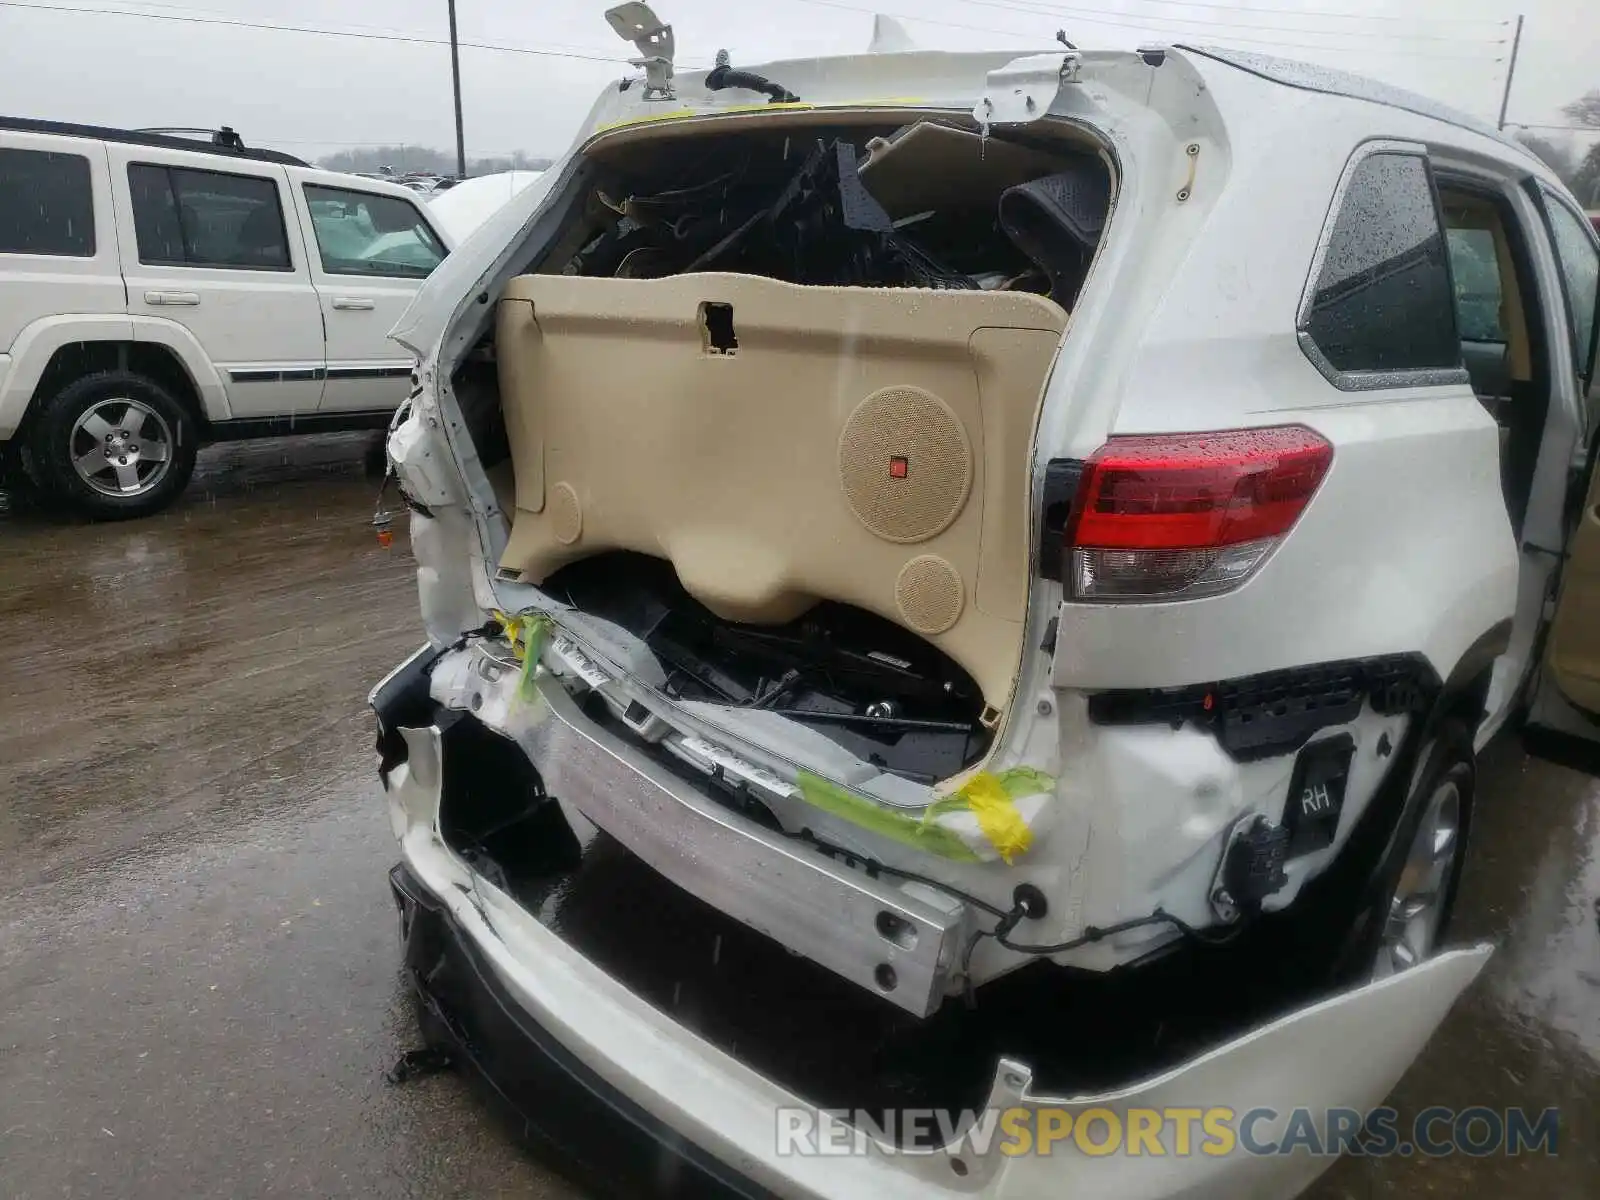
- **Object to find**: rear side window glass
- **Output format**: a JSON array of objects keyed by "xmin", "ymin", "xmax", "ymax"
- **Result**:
[
  {"xmin": 1302, "ymin": 152, "xmax": 1461, "ymax": 378},
  {"xmin": 128, "ymin": 164, "xmax": 291, "ymax": 270},
  {"xmin": 1445, "ymin": 228, "xmax": 1504, "ymax": 343},
  {"xmin": 0, "ymin": 147, "xmax": 94, "ymax": 256}
]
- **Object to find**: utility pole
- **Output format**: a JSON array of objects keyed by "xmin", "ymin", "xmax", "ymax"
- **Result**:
[
  {"xmin": 1497, "ymin": 14, "xmax": 1524, "ymax": 131},
  {"xmin": 447, "ymin": 0, "xmax": 466, "ymax": 178}
]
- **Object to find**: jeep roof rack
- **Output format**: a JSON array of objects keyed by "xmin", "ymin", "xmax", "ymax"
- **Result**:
[{"xmin": 0, "ymin": 116, "xmax": 308, "ymax": 166}]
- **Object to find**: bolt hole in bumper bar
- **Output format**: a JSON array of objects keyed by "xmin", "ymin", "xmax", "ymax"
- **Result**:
[{"xmin": 374, "ymin": 645, "xmax": 1492, "ymax": 1199}]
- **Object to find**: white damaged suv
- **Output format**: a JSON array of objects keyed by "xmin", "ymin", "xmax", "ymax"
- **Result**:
[{"xmin": 372, "ymin": 14, "xmax": 1600, "ymax": 1199}]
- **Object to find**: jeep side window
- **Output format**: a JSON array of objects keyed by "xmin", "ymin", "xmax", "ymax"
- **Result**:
[
  {"xmin": 303, "ymin": 184, "xmax": 445, "ymax": 279},
  {"xmin": 1301, "ymin": 151, "xmax": 1462, "ymax": 384},
  {"xmin": 0, "ymin": 147, "xmax": 94, "ymax": 256},
  {"xmin": 128, "ymin": 163, "xmax": 291, "ymax": 271}
]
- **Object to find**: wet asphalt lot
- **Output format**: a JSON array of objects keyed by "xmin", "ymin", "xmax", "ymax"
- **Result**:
[{"xmin": 0, "ymin": 433, "xmax": 1596, "ymax": 1199}]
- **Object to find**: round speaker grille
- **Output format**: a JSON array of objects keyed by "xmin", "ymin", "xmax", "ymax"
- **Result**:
[
  {"xmin": 838, "ymin": 386, "xmax": 973, "ymax": 544},
  {"xmin": 895, "ymin": 555, "xmax": 965, "ymax": 635},
  {"xmin": 550, "ymin": 482, "xmax": 582, "ymax": 545}
]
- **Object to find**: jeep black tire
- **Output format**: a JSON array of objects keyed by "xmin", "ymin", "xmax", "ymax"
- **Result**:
[{"xmin": 27, "ymin": 371, "xmax": 198, "ymax": 520}]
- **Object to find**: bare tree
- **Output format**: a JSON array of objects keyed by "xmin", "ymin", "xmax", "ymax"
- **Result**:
[
  {"xmin": 1516, "ymin": 131, "xmax": 1576, "ymax": 186},
  {"xmin": 1563, "ymin": 90, "xmax": 1600, "ymax": 128},
  {"xmin": 317, "ymin": 146, "xmax": 553, "ymax": 178},
  {"xmin": 1559, "ymin": 91, "xmax": 1600, "ymax": 206}
]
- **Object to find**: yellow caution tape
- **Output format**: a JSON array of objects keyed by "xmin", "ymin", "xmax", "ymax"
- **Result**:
[
  {"xmin": 923, "ymin": 766, "xmax": 1053, "ymax": 864},
  {"xmin": 957, "ymin": 773, "xmax": 1034, "ymax": 865},
  {"xmin": 492, "ymin": 610, "xmax": 551, "ymax": 700}
]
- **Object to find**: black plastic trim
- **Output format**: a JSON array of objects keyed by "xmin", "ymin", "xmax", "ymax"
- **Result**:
[
  {"xmin": 1037, "ymin": 457, "xmax": 1087, "ymax": 583},
  {"xmin": 390, "ymin": 863, "xmax": 779, "ymax": 1200},
  {"xmin": 327, "ymin": 365, "xmax": 414, "ymax": 380},
  {"xmin": 0, "ymin": 115, "xmax": 307, "ymax": 165},
  {"xmin": 1087, "ymin": 653, "xmax": 1441, "ymax": 761},
  {"xmin": 370, "ymin": 645, "xmax": 444, "ymax": 779},
  {"xmin": 227, "ymin": 366, "xmax": 412, "ymax": 383},
  {"xmin": 205, "ymin": 410, "xmax": 397, "ymax": 440}
]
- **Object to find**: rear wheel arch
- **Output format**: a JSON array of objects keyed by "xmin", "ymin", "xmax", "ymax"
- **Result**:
[
  {"xmin": 1355, "ymin": 624, "xmax": 1507, "ymax": 879},
  {"xmin": 23, "ymin": 340, "xmax": 209, "ymax": 441},
  {"xmin": 1280, "ymin": 628, "xmax": 1505, "ymax": 981},
  {"xmin": 1434, "ymin": 618, "xmax": 1512, "ymax": 737}
]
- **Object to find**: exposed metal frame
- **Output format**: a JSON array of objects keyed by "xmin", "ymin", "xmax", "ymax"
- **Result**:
[{"xmin": 453, "ymin": 664, "xmax": 971, "ymax": 1018}]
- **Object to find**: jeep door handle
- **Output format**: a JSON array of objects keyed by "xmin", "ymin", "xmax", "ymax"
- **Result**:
[
  {"xmin": 144, "ymin": 289, "xmax": 200, "ymax": 306},
  {"xmin": 331, "ymin": 297, "xmax": 376, "ymax": 311}
]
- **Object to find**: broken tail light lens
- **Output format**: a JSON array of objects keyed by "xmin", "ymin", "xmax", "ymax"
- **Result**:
[{"xmin": 1065, "ymin": 426, "xmax": 1333, "ymax": 601}]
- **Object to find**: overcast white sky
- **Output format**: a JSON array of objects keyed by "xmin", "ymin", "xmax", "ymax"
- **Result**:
[{"xmin": 1, "ymin": 0, "xmax": 1596, "ymax": 161}]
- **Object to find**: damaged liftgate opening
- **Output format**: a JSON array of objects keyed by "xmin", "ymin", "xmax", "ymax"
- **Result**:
[
  {"xmin": 492, "ymin": 116, "xmax": 1110, "ymax": 753},
  {"xmin": 441, "ymin": 112, "xmax": 1122, "ymax": 1018}
]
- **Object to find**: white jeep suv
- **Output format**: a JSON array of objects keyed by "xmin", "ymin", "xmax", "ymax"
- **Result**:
[
  {"xmin": 371, "ymin": 20, "xmax": 1600, "ymax": 1200},
  {"xmin": 0, "ymin": 118, "xmax": 452, "ymax": 518}
]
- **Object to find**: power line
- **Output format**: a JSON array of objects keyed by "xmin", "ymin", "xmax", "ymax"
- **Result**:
[
  {"xmin": 951, "ymin": 0, "xmax": 1507, "ymax": 46},
  {"xmin": 957, "ymin": 0, "xmax": 1509, "ymax": 28},
  {"xmin": 91, "ymin": 0, "xmax": 627, "ymax": 62},
  {"xmin": 0, "ymin": 1, "xmax": 630, "ymax": 63},
  {"xmin": 1508, "ymin": 123, "xmax": 1600, "ymax": 134},
  {"xmin": 784, "ymin": 0, "xmax": 1504, "ymax": 60}
]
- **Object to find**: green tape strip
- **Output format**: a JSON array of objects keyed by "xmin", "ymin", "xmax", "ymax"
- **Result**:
[
  {"xmin": 519, "ymin": 613, "xmax": 551, "ymax": 701},
  {"xmin": 796, "ymin": 770, "xmax": 981, "ymax": 863}
]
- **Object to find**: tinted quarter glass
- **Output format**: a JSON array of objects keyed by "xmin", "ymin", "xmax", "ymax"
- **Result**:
[
  {"xmin": 0, "ymin": 147, "xmax": 94, "ymax": 256},
  {"xmin": 1304, "ymin": 152, "xmax": 1461, "ymax": 375},
  {"xmin": 130, "ymin": 164, "xmax": 291, "ymax": 270},
  {"xmin": 171, "ymin": 168, "xmax": 290, "ymax": 270},
  {"xmin": 128, "ymin": 163, "xmax": 185, "ymax": 265},
  {"xmin": 303, "ymin": 185, "xmax": 445, "ymax": 278}
]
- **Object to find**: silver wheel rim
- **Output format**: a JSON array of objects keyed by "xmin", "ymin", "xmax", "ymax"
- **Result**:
[
  {"xmin": 69, "ymin": 398, "xmax": 174, "ymax": 498},
  {"xmin": 1374, "ymin": 778, "xmax": 1461, "ymax": 979}
]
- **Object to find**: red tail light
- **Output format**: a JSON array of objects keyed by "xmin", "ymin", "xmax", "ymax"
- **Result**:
[{"xmin": 1064, "ymin": 426, "xmax": 1332, "ymax": 601}]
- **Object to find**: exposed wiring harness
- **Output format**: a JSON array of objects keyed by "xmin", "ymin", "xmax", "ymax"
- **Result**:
[{"xmin": 956, "ymin": 891, "xmax": 1248, "ymax": 1008}]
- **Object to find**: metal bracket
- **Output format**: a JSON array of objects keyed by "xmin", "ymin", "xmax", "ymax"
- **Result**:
[
  {"xmin": 1209, "ymin": 813, "xmax": 1289, "ymax": 923},
  {"xmin": 606, "ymin": 3, "xmax": 676, "ymax": 101},
  {"xmin": 973, "ymin": 52, "xmax": 1081, "ymax": 128}
]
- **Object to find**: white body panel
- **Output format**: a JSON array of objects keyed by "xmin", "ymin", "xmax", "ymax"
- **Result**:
[
  {"xmin": 0, "ymin": 131, "xmax": 125, "ymax": 355},
  {"xmin": 287, "ymin": 166, "xmax": 444, "ymax": 413},
  {"xmin": 425, "ymin": 171, "xmax": 544, "ymax": 244},
  {"xmin": 100, "ymin": 142, "xmax": 326, "ymax": 419}
]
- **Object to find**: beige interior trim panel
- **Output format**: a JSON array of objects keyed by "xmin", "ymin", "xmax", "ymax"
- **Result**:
[
  {"xmin": 495, "ymin": 272, "xmax": 1067, "ymax": 709},
  {"xmin": 1546, "ymin": 457, "xmax": 1600, "ymax": 715}
]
